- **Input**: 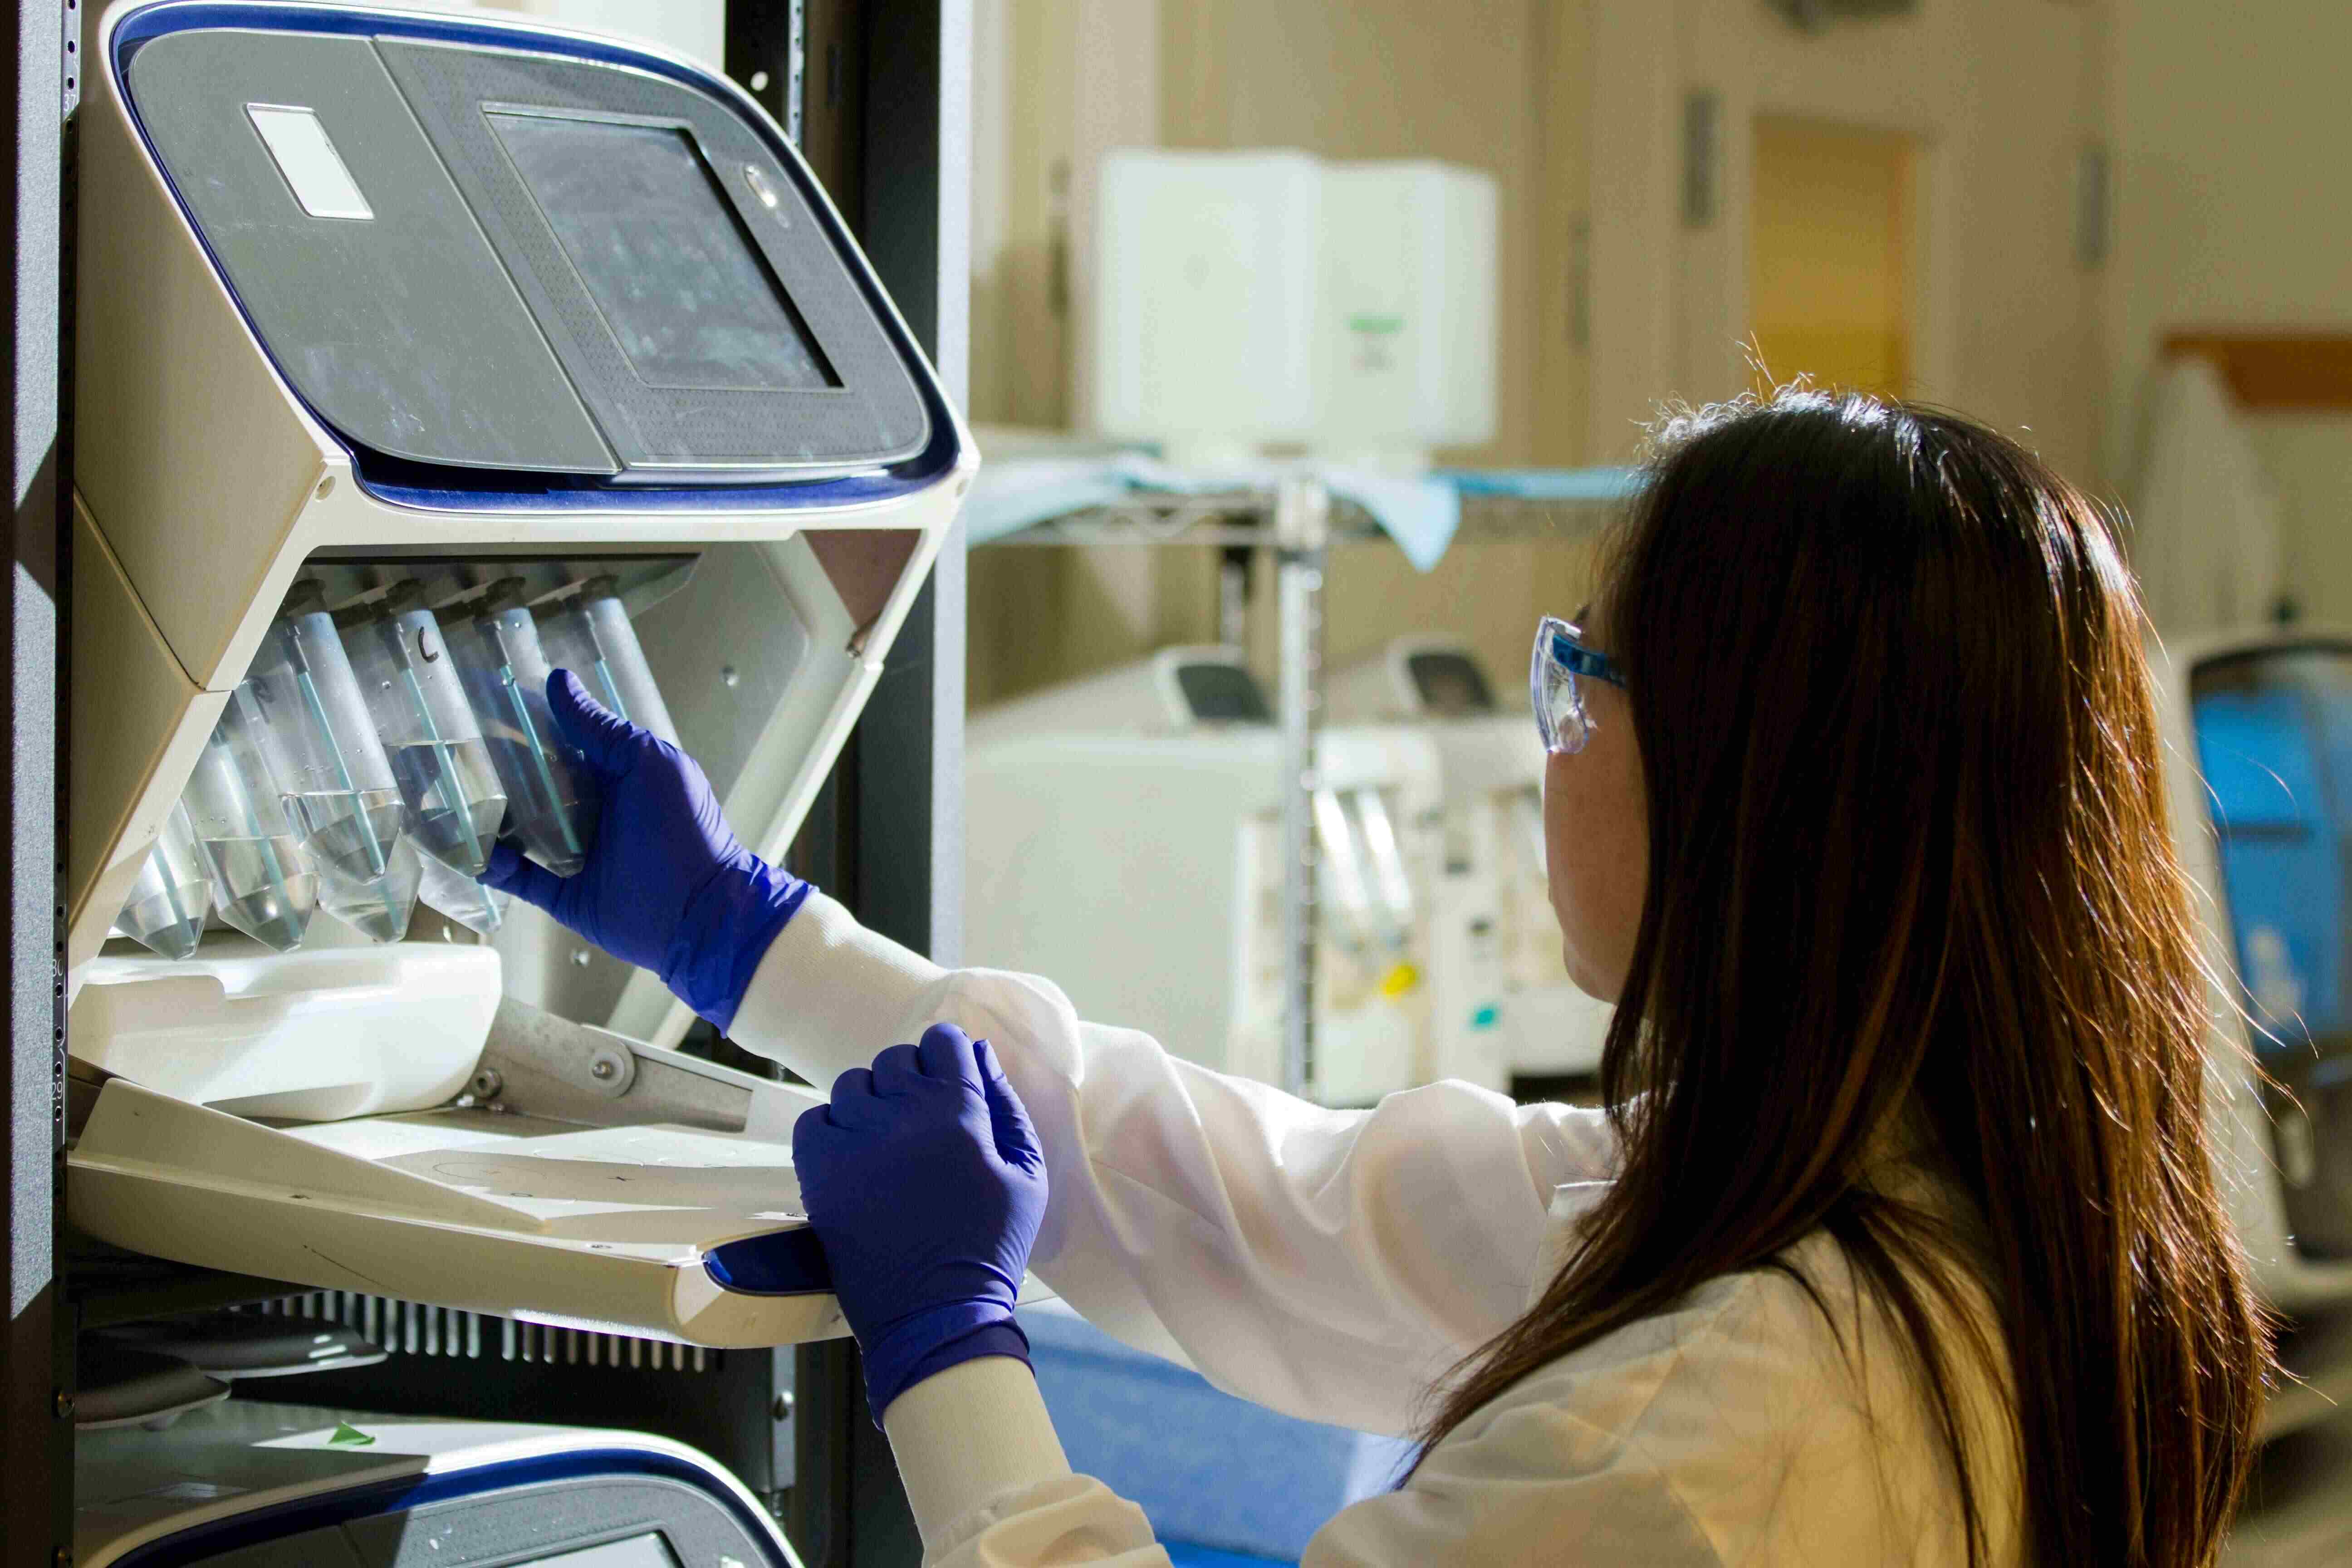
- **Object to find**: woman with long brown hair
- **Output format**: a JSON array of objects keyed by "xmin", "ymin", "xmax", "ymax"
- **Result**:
[{"xmin": 491, "ymin": 388, "xmax": 2271, "ymax": 1565}]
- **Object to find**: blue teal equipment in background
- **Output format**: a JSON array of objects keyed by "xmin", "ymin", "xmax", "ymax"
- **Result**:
[{"xmin": 2194, "ymin": 667, "xmax": 2348, "ymax": 1046}]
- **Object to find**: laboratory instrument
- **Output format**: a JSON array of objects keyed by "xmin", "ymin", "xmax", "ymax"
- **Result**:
[
  {"xmin": 74, "ymin": 1400, "xmax": 801, "ymax": 1568},
  {"xmin": 1329, "ymin": 637, "xmax": 1613, "ymax": 1098},
  {"xmin": 1089, "ymin": 150, "xmax": 1498, "ymax": 465},
  {"xmin": 2159, "ymin": 631, "xmax": 2352, "ymax": 1313},
  {"xmin": 65, "ymin": 0, "xmax": 971, "ymax": 1347},
  {"xmin": 965, "ymin": 647, "xmax": 1444, "ymax": 1103}
]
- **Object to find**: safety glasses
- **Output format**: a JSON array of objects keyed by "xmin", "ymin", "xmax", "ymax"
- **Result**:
[{"xmin": 1531, "ymin": 614, "xmax": 1624, "ymax": 755}]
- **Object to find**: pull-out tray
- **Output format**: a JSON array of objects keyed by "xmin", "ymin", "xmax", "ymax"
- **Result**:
[
  {"xmin": 70, "ymin": 1085, "xmax": 843, "ymax": 1346},
  {"xmin": 66, "ymin": 994, "xmax": 951, "ymax": 1346}
]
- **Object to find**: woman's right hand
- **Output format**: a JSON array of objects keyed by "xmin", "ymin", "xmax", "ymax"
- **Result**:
[{"xmin": 482, "ymin": 669, "xmax": 809, "ymax": 1032}]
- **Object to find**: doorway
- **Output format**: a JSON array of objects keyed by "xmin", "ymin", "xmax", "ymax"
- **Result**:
[{"xmin": 1747, "ymin": 115, "xmax": 1918, "ymax": 397}]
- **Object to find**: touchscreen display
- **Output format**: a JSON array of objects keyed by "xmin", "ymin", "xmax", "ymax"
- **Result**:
[
  {"xmin": 491, "ymin": 112, "xmax": 838, "ymax": 393},
  {"xmin": 520, "ymin": 1531, "xmax": 682, "ymax": 1568},
  {"xmin": 1406, "ymin": 650, "xmax": 1495, "ymax": 715},
  {"xmin": 1176, "ymin": 662, "xmax": 1272, "ymax": 724}
]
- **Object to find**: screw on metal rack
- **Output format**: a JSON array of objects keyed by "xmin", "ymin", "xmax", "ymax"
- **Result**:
[
  {"xmin": 772, "ymin": 1391, "xmax": 795, "ymax": 1422},
  {"xmin": 471, "ymin": 1068, "xmax": 503, "ymax": 1099},
  {"xmin": 54, "ymin": 1389, "xmax": 74, "ymax": 1420}
]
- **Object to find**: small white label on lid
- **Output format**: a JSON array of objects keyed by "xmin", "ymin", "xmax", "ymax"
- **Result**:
[{"xmin": 246, "ymin": 103, "xmax": 374, "ymax": 220}]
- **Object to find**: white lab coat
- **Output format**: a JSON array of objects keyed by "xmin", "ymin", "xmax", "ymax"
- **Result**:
[{"xmin": 732, "ymin": 895, "xmax": 2021, "ymax": 1566}]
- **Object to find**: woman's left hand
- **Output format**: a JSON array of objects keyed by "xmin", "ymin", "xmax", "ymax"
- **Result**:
[{"xmin": 792, "ymin": 1023, "xmax": 1049, "ymax": 1420}]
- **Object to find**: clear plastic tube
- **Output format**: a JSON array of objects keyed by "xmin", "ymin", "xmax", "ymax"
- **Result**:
[
  {"xmin": 246, "ymin": 583, "xmax": 410, "ymax": 937},
  {"xmin": 181, "ymin": 685, "xmax": 318, "ymax": 951},
  {"xmin": 416, "ymin": 847, "xmax": 507, "ymax": 937},
  {"xmin": 1312, "ymin": 786, "xmax": 1377, "ymax": 956},
  {"xmin": 451, "ymin": 579, "xmax": 598, "ymax": 877},
  {"xmin": 338, "ymin": 584, "xmax": 510, "ymax": 876},
  {"xmin": 113, "ymin": 799, "xmax": 213, "ymax": 960},
  {"xmin": 536, "ymin": 576, "xmax": 681, "ymax": 746},
  {"xmin": 317, "ymin": 833, "xmax": 421, "ymax": 944},
  {"xmin": 1348, "ymin": 789, "xmax": 1417, "ymax": 940}
]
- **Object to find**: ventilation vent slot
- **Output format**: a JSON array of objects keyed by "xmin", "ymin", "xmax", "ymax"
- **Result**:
[{"xmin": 237, "ymin": 1291, "xmax": 722, "ymax": 1373}]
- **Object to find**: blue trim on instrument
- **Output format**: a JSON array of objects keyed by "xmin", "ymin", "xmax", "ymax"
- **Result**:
[
  {"xmin": 109, "ymin": 1446, "xmax": 794, "ymax": 1567},
  {"xmin": 702, "ymin": 1226, "xmax": 834, "ymax": 1296},
  {"xmin": 108, "ymin": 2, "xmax": 965, "ymax": 513}
]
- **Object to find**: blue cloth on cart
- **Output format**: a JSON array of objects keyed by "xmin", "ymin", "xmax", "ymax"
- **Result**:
[
  {"xmin": 1023, "ymin": 1299, "xmax": 1414, "ymax": 1563},
  {"xmin": 963, "ymin": 453, "xmax": 1457, "ymax": 572},
  {"xmin": 965, "ymin": 455, "xmax": 1646, "ymax": 571},
  {"xmin": 1436, "ymin": 466, "xmax": 1643, "ymax": 502}
]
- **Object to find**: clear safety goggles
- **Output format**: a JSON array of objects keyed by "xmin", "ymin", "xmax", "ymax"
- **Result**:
[{"xmin": 1531, "ymin": 614, "xmax": 1625, "ymax": 755}]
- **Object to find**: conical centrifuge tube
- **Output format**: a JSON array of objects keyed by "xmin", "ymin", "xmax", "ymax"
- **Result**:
[
  {"xmin": 338, "ymin": 583, "xmax": 510, "ymax": 876},
  {"xmin": 181, "ymin": 684, "xmax": 319, "ymax": 951},
  {"xmin": 316, "ymin": 833, "xmax": 421, "ymax": 944},
  {"xmin": 536, "ymin": 576, "xmax": 681, "ymax": 746},
  {"xmin": 451, "ymin": 578, "xmax": 598, "ymax": 877},
  {"xmin": 113, "ymin": 799, "xmax": 213, "ymax": 960},
  {"xmin": 247, "ymin": 582, "xmax": 411, "ymax": 936},
  {"xmin": 416, "ymin": 846, "xmax": 508, "ymax": 937}
]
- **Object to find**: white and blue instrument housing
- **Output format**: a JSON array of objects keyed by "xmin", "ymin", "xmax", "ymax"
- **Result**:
[
  {"xmin": 2157, "ymin": 630, "xmax": 2352, "ymax": 1316},
  {"xmin": 74, "ymin": 0, "xmax": 972, "ymax": 965},
  {"xmin": 64, "ymin": 1, "xmax": 976, "ymax": 1348},
  {"xmin": 76, "ymin": 1401, "xmax": 804, "ymax": 1568}
]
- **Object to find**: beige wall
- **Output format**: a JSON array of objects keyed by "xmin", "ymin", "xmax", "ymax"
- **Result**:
[
  {"xmin": 968, "ymin": 0, "xmax": 1597, "ymax": 710},
  {"xmin": 456, "ymin": 1, "xmax": 726, "ymax": 68},
  {"xmin": 2106, "ymin": 1, "xmax": 2352, "ymax": 622},
  {"xmin": 1589, "ymin": 0, "xmax": 2111, "ymax": 481},
  {"xmin": 1156, "ymin": 0, "xmax": 1577, "ymax": 468},
  {"xmin": 969, "ymin": 1, "xmax": 2141, "ymax": 710}
]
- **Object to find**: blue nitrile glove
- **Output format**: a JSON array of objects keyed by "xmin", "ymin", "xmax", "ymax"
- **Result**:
[
  {"xmin": 793, "ymin": 1023, "xmax": 1049, "ymax": 1421},
  {"xmin": 481, "ymin": 669, "xmax": 810, "ymax": 1034}
]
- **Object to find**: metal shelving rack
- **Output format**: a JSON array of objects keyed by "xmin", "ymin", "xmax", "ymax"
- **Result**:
[{"xmin": 977, "ymin": 473, "xmax": 1622, "ymax": 1102}]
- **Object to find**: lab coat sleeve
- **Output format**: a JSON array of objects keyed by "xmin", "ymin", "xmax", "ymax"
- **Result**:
[
  {"xmin": 881, "ymin": 1357, "xmax": 1171, "ymax": 1568},
  {"xmin": 882, "ymin": 1361, "xmax": 1715, "ymax": 1568},
  {"xmin": 730, "ymin": 893, "xmax": 1621, "ymax": 1436}
]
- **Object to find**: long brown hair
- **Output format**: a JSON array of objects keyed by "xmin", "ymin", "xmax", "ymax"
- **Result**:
[{"xmin": 1425, "ymin": 391, "xmax": 2269, "ymax": 1566}]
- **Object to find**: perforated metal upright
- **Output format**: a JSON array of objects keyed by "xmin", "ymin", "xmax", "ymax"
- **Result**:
[{"xmin": 5, "ymin": 4, "xmax": 74, "ymax": 1564}]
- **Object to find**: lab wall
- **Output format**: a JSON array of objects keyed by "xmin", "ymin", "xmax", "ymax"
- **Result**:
[
  {"xmin": 446, "ymin": 0, "xmax": 727, "ymax": 69},
  {"xmin": 966, "ymin": 0, "xmax": 1593, "ymax": 709},
  {"xmin": 2104, "ymin": 0, "xmax": 2352, "ymax": 624},
  {"xmin": 964, "ymin": 0, "xmax": 2122, "ymax": 710},
  {"xmin": 1588, "ymin": 0, "xmax": 2111, "ymax": 480}
]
